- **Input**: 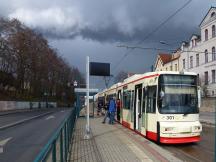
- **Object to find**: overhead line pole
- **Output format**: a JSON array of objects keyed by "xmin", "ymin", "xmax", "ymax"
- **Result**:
[{"xmin": 84, "ymin": 56, "xmax": 90, "ymax": 139}]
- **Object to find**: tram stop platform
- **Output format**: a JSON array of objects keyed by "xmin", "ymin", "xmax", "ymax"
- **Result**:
[{"xmin": 68, "ymin": 116, "xmax": 182, "ymax": 162}]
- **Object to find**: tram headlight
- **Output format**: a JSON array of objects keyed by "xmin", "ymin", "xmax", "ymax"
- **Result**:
[
  {"xmin": 164, "ymin": 127, "xmax": 174, "ymax": 132},
  {"xmin": 193, "ymin": 126, "xmax": 201, "ymax": 131}
]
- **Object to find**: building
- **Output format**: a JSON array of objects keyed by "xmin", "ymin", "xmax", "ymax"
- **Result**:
[
  {"xmin": 180, "ymin": 7, "xmax": 216, "ymax": 97},
  {"xmin": 154, "ymin": 52, "xmax": 180, "ymax": 72},
  {"xmin": 154, "ymin": 7, "xmax": 216, "ymax": 97}
]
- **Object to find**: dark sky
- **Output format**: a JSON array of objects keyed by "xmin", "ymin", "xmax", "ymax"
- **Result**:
[{"xmin": 0, "ymin": 0, "xmax": 215, "ymax": 89}]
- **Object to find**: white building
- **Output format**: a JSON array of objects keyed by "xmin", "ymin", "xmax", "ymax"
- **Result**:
[
  {"xmin": 180, "ymin": 7, "xmax": 216, "ymax": 97},
  {"xmin": 155, "ymin": 7, "xmax": 216, "ymax": 97}
]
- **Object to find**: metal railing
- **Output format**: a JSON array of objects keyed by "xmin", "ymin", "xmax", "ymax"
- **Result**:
[{"xmin": 34, "ymin": 108, "xmax": 76, "ymax": 162}]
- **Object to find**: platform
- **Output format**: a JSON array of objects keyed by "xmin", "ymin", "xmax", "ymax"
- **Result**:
[{"xmin": 68, "ymin": 116, "xmax": 182, "ymax": 162}]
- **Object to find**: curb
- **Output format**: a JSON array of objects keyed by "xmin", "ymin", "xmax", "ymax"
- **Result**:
[
  {"xmin": 0, "ymin": 108, "xmax": 57, "ymax": 116},
  {"xmin": 0, "ymin": 109, "xmax": 33, "ymax": 116},
  {"xmin": 200, "ymin": 120, "xmax": 215, "ymax": 127},
  {"xmin": 0, "ymin": 111, "xmax": 54, "ymax": 130},
  {"xmin": 115, "ymin": 124, "xmax": 182, "ymax": 162}
]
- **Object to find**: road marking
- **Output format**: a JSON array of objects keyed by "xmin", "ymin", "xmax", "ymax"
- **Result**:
[
  {"xmin": 0, "ymin": 137, "xmax": 12, "ymax": 153},
  {"xmin": 61, "ymin": 110, "xmax": 65, "ymax": 113},
  {"xmin": 45, "ymin": 115, "xmax": 55, "ymax": 120}
]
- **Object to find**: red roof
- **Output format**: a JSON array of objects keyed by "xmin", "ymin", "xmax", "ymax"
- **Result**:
[{"xmin": 159, "ymin": 53, "xmax": 172, "ymax": 64}]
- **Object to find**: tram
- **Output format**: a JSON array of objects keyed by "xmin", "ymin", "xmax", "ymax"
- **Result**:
[{"xmin": 97, "ymin": 71, "xmax": 202, "ymax": 144}]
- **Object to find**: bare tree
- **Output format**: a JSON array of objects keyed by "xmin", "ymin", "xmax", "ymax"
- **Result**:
[{"xmin": 0, "ymin": 18, "xmax": 84, "ymax": 104}]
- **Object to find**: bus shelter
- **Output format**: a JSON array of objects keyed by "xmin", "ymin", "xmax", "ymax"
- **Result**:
[{"xmin": 74, "ymin": 88, "xmax": 98, "ymax": 118}]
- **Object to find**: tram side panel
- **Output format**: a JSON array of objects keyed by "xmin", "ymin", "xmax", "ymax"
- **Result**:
[
  {"xmin": 121, "ymin": 84, "xmax": 134, "ymax": 129},
  {"xmin": 98, "ymin": 72, "xmax": 202, "ymax": 144}
]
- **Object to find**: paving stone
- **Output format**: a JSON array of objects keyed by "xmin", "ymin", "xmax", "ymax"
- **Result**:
[{"xmin": 68, "ymin": 117, "xmax": 182, "ymax": 162}]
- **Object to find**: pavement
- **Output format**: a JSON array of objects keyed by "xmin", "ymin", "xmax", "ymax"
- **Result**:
[
  {"xmin": 0, "ymin": 108, "xmax": 72, "ymax": 162},
  {"xmin": 69, "ymin": 117, "xmax": 182, "ymax": 162}
]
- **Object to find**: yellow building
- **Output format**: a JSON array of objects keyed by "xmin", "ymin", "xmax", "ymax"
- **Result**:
[{"xmin": 154, "ymin": 52, "xmax": 180, "ymax": 72}]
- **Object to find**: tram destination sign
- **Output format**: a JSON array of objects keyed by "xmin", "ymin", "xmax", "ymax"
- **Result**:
[{"xmin": 90, "ymin": 62, "xmax": 110, "ymax": 76}]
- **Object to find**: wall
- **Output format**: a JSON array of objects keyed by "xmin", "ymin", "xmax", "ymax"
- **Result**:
[
  {"xmin": 200, "ymin": 97, "xmax": 216, "ymax": 112},
  {"xmin": 0, "ymin": 101, "xmax": 57, "ymax": 111}
]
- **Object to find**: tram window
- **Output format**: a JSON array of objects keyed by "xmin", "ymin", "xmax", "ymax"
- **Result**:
[
  {"xmin": 146, "ymin": 86, "xmax": 157, "ymax": 113},
  {"xmin": 123, "ymin": 90, "xmax": 131, "ymax": 109}
]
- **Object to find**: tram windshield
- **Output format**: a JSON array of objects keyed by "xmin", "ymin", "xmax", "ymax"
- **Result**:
[{"xmin": 158, "ymin": 74, "xmax": 198, "ymax": 114}]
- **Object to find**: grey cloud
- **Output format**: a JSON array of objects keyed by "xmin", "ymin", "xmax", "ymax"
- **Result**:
[{"xmin": 1, "ymin": 0, "xmax": 214, "ymax": 44}]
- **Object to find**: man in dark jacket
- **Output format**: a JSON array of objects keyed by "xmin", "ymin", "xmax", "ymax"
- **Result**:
[
  {"xmin": 102, "ymin": 101, "xmax": 110, "ymax": 123},
  {"xmin": 97, "ymin": 100, "xmax": 103, "ymax": 115}
]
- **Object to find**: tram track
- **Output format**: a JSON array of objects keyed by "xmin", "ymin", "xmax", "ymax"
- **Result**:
[{"xmin": 162, "ymin": 125, "xmax": 214, "ymax": 162}]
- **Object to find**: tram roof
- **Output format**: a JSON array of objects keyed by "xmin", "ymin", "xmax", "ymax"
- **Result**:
[
  {"xmin": 123, "ymin": 74, "xmax": 143, "ymax": 83},
  {"xmin": 98, "ymin": 71, "xmax": 197, "ymax": 94},
  {"xmin": 156, "ymin": 71, "xmax": 197, "ymax": 76},
  {"xmin": 122, "ymin": 71, "xmax": 197, "ymax": 84}
]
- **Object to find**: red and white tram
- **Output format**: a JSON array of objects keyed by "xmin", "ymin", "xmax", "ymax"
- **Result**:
[{"xmin": 97, "ymin": 71, "xmax": 202, "ymax": 144}]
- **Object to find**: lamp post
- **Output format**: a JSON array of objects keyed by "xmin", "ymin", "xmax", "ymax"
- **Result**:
[{"xmin": 44, "ymin": 92, "xmax": 48, "ymax": 108}]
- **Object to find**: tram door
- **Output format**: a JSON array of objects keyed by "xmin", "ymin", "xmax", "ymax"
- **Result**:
[
  {"xmin": 117, "ymin": 90, "xmax": 122, "ymax": 122},
  {"xmin": 134, "ymin": 84, "xmax": 142, "ymax": 131}
]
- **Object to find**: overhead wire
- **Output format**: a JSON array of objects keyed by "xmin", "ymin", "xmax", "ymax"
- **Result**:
[{"xmin": 112, "ymin": 0, "xmax": 193, "ymax": 73}]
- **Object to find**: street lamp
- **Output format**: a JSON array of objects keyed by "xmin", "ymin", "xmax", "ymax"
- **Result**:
[
  {"xmin": 159, "ymin": 41, "xmax": 169, "ymax": 45},
  {"xmin": 73, "ymin": 80, "xmax": 78, "ymax": 87},
  {"xmin": 159, "ymin": 40, "xmax": 182, "ymax": 46}
]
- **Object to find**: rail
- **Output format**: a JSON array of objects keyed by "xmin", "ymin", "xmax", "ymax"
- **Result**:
[{"xmin": 34, "ymin": 108, "xmax": 76, "ymax": 162}]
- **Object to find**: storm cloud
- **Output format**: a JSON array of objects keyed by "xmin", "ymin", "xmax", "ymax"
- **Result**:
[
  {"xmin": 1, "ymin": 0, "xmax": 214, "ymax": 43},
  {"xmin": 0, "ymin": 0, "xmax": 215, "ymax": 89}
]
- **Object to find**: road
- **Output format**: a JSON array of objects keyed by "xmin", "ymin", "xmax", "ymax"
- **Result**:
[
  {"xmin": 0, "ymin": 109, "xmax": 53, "ymax": 127},
  {"xmin": 163, "ymin": 125, "xmax": 215, "ymax": 162},
  {"xmin": 0, "ymin": 108, "xmax": 72, "ymax": 162}
]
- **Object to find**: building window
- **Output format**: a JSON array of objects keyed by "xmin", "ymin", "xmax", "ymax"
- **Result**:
[
  {"xmin": 212, "ymin": 70, "xmax": 215, "ymax": 83},
  {"xmin": 205, "ymin": 29, "xmax": 208, "ymax": 41},
  {"xmin": 211, "ymin": 12, "xmax": 215, "ymax": 17},
  {"xmin": 170, "ymin": 66, "xmax": 172, "ymax": 71},
  {"xmin": 191, "ymin": 40, "xmax": 194, "ymax": 47},
  {"xmin": 166, "ymin": 67, "xmax": 168, "ymax": 71},
  {"xmin": 191, "ymin": 39, "xmax": 196, "ymax": 47},
  {"xmin": 197, "ymin": 74, "xmax": 200, "ymax": 85},
  {"xmin": 175, "ymin": 64, "xmax": 177, "ymax": 71},
  {"xmin": 190, "ymin": 56, "xmax": 193, "ymax": 68},
  {"xmin": 183, "ymin": 59, "xmax": 185, "ymax": 69},
  {"xmin": 196, "ymin": 54, "xmax": 199, "ymax": 66},
  {"xmin": 212, "ymin": 47, "xmax": 216, "ymax": 61},
  {"xmin": 205, "ymin": 71, "xmax": 208, "ymax": 85},
  {"xmin": 205, "ymin": 49, "xmax": 208, "ymax": 63},
  {"xmin": 212, "ymin": 25, "xmax": 215, "ymax": 38}
]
